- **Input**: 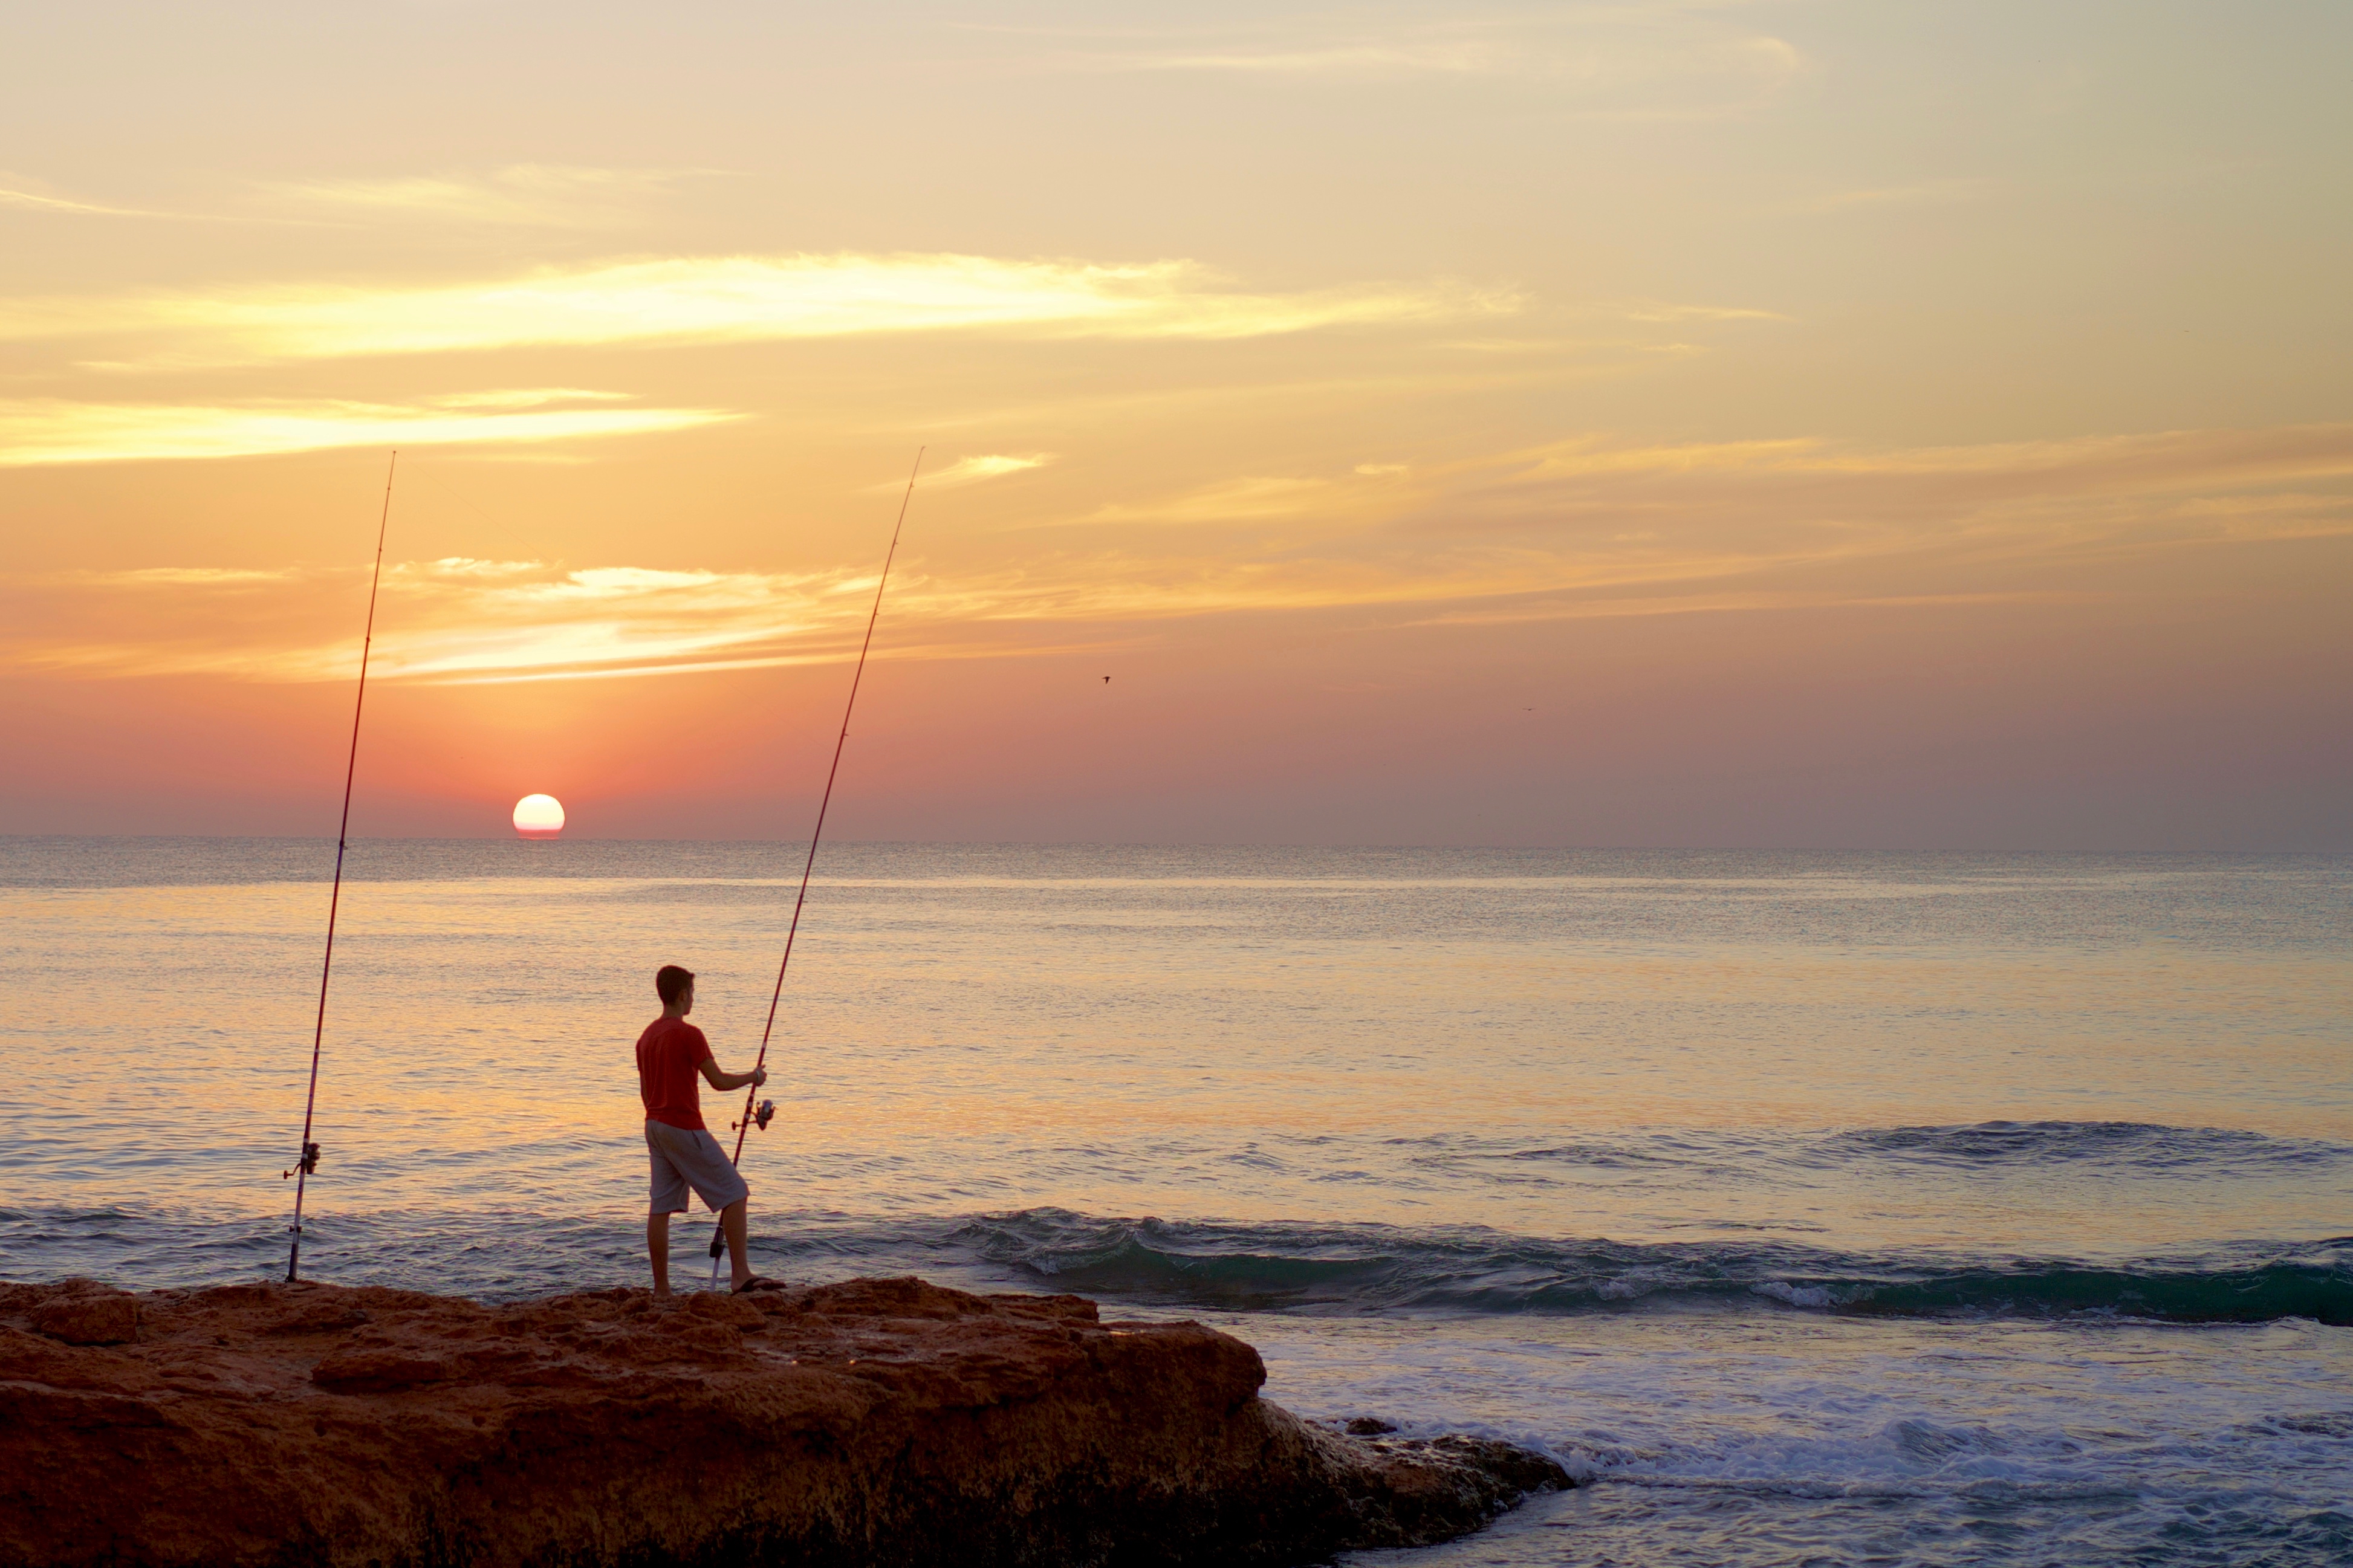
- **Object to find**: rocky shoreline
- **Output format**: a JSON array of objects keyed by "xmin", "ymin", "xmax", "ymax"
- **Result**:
[{"xmin": 0, "ymin": 1275, "xmax": 1567, "ymax": 1567}]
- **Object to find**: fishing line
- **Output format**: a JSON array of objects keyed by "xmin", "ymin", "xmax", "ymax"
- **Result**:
[
  {"xmin": 710, "ymin": 448, "xmax": 923, "ymax": 1283},
  {"xmin": 284, "ymin": 452, "xmax": 397, "ymax": 1284}
]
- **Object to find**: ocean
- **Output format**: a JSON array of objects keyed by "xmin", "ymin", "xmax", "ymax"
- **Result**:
[{"xmin": 3, "ymin": 839, "xmax": 2348, "ymax": 1565}]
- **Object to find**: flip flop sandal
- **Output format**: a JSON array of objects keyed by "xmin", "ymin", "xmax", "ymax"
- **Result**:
[{"xmin": 732, "ymin": 1276, "xmax": 787, "ymax": 1295}]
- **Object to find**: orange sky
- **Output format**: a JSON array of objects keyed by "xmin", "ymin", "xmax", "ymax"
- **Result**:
[{"xmin": 2, "ymin": 2, "xmax": 2348, "ymax": 847}]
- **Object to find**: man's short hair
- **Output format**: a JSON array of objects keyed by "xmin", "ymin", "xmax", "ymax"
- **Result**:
[{"xmin": 655, "ymin": 965, "xmax": 695, "ymax": 1006}]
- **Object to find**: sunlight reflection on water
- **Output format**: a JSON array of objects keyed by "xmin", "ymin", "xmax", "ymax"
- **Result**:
[{"xmin": 3, "ymin": 843, "xmax": 2345, "ymax": 1252}]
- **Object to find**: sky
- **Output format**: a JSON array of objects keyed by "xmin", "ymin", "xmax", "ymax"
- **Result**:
[{"xmin": 2, "ymin": 1, "xmax": 2348, "ymax": 848}]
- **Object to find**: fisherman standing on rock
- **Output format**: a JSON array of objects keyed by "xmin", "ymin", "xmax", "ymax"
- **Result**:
[{"xmin": 636, "ymin": 964, "xmax": 781, "ymax": 1296}]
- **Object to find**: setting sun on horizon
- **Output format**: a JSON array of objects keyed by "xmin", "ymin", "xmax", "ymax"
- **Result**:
[{"xmin": 512, "ymin": 793, "xmax": 565, "ymax": 840}]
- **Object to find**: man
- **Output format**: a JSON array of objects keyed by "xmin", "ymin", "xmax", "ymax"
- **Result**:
[{"xmin": 637, "ymin": 964, "xmax": 777, "ymax": 1295}]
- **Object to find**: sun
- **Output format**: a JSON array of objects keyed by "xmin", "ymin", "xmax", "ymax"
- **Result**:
[{"xmin": 512, "ymin": 794, "xmax": 566, "ymax": 840}]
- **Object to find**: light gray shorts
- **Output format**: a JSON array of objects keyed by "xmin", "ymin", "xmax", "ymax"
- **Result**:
[{"xmin": 644, "ymin": 1119, "xmax": 750, "ymax": 1216}]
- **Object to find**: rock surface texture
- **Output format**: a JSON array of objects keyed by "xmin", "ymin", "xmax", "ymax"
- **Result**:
[{"xmin": 0, "ymin": 1276, "xmax": 1566, "ymax": 1567}]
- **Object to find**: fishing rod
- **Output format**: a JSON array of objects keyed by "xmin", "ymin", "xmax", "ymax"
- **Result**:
[
  {"xmin": 710, "ymin": 448, "xmax": 923, "ymax": 1283},
  {"xmin": 285, "ymin": 452, "xmax": 397, "ymax": 1284}
]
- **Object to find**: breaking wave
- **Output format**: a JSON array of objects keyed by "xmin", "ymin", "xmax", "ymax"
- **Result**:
[
  {"xmin": 953, "ymin": 1208, "xmax": 2353, "ymax": 1325},
  {"xmin": 7, "ymin": 1121, "xmax": 2348, "ymax": 1325},
  {"xmin": 1818, "ymin": 1119, "xmax": 2353, "ymax": 1174},
  {"xmin": 8, "ymin": 1200, "xmax": 2348, "ymax": 1326}
]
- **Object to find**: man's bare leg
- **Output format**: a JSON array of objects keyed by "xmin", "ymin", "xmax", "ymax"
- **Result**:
[
  {"xmin": 721, "ymin": 1198, "xmax": 751, "ymax": 1290},
  {"xmin": 647, "ymin": 1211, "xmax": 672, "ymax": 1297}
]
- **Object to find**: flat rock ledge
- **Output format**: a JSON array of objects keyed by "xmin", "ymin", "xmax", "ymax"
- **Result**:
[{"xmin": 0, "ymin": 1276, "xmax": 1568, "ymax": 1568}]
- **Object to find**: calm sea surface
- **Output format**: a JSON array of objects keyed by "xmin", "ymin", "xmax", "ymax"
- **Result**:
[{"xmin": 3, "ymin": 840, "xmax": 2349, "ymax": 1565}]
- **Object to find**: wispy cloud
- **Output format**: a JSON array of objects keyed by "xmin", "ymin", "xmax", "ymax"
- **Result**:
[
  {"xmin": 1499, "ymin": 426, "xmax": 2353, "ymax": 491},
  {"xmin": 1016, "ymin": 12, "xmax": 1805, "ymax": 118},
  {"xmin": 1378, "ymin": 424, "xmax": 2353, "ymax": 604},
  {"xmin": 9, "ymin": 558, "xmax": 949, "ymax": 685},
  {"xmin": 76, "ymin": 566, "xmax": 296, "ymax": 587},
  {"xmin": 0, "ymin": 391, "xmax": 732, "ymax": 467},
  {"xmin": 0, "ymin": 184, "xmax": 173, "ymax": 219},
  {"xmin": 1598, "ymin": 300, "xmax": 1793, "ymax": 323},
  {"xmin": 1, "ymin": 254, "xmax": 1515, "ymax": 368},
  {"xmin": 2, "ymin": 166, "xmax": 703, "ymax": 230},
  {"xmin": 11, "ymin": 423, "xmax": 2345, "ymax": 684},
  {"xmin": 1081, "ymin": 474, "xmax": 1346, "ymax": 525},
  {"xmin": 259, "ymin": 165, "xmax": 706, "ymax": 228},
  {"xmin": 889, "ymin": 453, "xmax": 1054, "ymax": 490},
  {"xmin": 1408, "ymin": 587, "xmax": 2100, "ymax": 630},
  {"xmin": 425, "ymin": 387, "xmax": 635, "ymax": 410},
  {"xmin": 0, "ymin": 177, "xmax": 334, "ymax": 228}
]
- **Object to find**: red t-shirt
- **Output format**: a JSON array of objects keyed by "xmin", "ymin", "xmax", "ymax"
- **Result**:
[{"xmin": 636, "ymin": 1016, "xmax": 713, "ymax": 1131}]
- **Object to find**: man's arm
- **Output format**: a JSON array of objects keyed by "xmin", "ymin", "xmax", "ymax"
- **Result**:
[{"xmin": 699, "ymin": 1058, "xmax": 769, "ymax": 1092}]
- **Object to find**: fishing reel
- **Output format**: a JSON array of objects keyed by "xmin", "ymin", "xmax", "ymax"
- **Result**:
[
  {"xmin": 282, "ymin": 1141, "xmax": 321, "ymax": 1179},
  {"xmin": 733, "ymin": 1100, "xmax": 777, "ymax": 1133}
]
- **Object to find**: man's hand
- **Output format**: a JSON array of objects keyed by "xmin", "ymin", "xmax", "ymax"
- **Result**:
[{"xmin": 700, "ymin": 1058, "xmax": 771, "ymax": 1092}]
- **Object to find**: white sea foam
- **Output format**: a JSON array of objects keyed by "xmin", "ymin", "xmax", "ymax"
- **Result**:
[
  {"xmin": 1747, "ymin": 1279, "xmax": 1832, "ymax": 1308},
  {"xmin": 1241, "ymin": 1311, "xmax": 2353, "ymax": 1564}
]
